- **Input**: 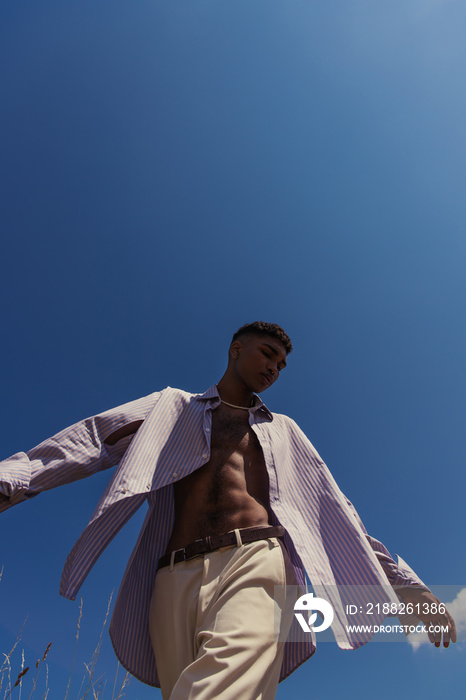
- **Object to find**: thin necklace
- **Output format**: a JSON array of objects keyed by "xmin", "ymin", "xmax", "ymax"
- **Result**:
[{"xmin": 220, "ymin": 398, "xmax": 252, "ymax": 411}]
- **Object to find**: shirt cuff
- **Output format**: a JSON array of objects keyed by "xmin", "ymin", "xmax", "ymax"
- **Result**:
[
  {"xmin": 0, "ymin": 452, "xmax": 31, "ymax": 507},
  {"xmin": 392, "ymin": 555, "xmax": 429, "ymax": 591}
]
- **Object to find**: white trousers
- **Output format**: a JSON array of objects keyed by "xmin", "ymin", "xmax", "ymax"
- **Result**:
[{"xmin": 149, "ymin": 536, "xmax": 299, "ymax": 700}]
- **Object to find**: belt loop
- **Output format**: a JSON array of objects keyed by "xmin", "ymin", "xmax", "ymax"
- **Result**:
[
  {"xmin": 234, "ymin": 528, "xmax": 243, "ymax": 547},
  {"xmin": 169, "ymin": 548, "xmax": 186, "ymax": 572},
  {"xmin": 169, "ymin": 550, "xmax": 176, "ymax": 572}
]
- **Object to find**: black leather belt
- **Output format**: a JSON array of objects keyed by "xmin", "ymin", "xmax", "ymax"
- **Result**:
[{"xmin": 157, "ymin": 525, "xmax": 285, "ymax": 571}]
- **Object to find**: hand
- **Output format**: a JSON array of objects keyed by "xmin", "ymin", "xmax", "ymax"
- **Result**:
[{"xmin": 396, "ymin": 587, "xmax": 456, "ymax": 648}]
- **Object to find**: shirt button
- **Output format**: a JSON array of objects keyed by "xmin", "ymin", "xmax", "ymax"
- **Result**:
[
  {"xmin": 205, "ymin": 428, "xmax": 210, "ymax": 432},
  {"xmin": 202, "ymin": 453, "xmax": 208, "ymax": 459},
  {"xmin": 172, "ymin": 472, "xmax": 179, "ymax": 478},
  {"xmin": 121, "ymin": 488, "xmax": 127, "ymax": 494},
  {"xmin": 146, "ymin": 484, "xmax": 151, "ymax": 490}
]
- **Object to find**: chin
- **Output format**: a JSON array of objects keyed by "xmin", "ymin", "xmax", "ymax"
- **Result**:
[{"xmin": 255, "ymin": 383, "xmax": 270, "ymax": 395}]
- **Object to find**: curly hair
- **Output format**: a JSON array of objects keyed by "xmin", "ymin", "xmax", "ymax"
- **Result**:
[{"xmin": 231, "ymin": 322, "xmax": 293, "ymax": 354}]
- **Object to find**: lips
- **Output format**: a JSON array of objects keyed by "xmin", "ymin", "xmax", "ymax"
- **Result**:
[{"xmin": 261, "ymin": 373, "xmax": 272, "ymax": 386}]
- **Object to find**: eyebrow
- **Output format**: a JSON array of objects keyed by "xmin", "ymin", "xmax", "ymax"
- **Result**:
[{"xmin": 263, "ymin": 343, "xmax": 287, "ymax": 368}]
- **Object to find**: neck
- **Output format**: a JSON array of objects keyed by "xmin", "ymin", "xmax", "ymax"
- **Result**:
[{"xmin": 216, "ymin": 376, "xmax": 254, "ymax": 408}]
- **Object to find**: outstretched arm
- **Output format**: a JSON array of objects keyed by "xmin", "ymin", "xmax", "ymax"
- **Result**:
[
  {"xmin": 0, "ymin": 391, "xmax": 160, "ymax": 512},
  {"xmin": 345, "ymin": 499, "xmax": 456, "ymax": 647}
]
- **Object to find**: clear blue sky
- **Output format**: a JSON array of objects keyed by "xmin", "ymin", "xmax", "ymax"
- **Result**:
[{"xmin": 1, "ymin": 1, "xmax": 465, "ymax": 698}]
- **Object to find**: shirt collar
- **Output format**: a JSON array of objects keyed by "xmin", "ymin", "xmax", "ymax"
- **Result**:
[{"xmin": 195, "ymin": 385, "xmax": 273, "ymax": 421}]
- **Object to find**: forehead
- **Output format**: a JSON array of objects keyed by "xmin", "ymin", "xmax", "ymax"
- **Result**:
[{"xmin": 248, "ymin": 334, "xmax": 287, "ymax": 358}]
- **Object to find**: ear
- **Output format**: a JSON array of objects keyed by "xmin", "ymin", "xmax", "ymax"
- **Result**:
[{"xmin": 229, "ymin": 340, "xmax": 243, "ymax": 360}]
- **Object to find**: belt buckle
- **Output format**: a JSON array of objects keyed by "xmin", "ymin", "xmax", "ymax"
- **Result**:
[{"xmin": 170, "ymin": 547, "xmax": 186, "ymax": 570}]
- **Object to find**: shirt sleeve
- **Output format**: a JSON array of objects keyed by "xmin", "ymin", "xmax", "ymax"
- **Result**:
[
  {"xmin": 344, "ymin": 498, "xmax": 428, "ymax": 590},
  {"xmin": 0, "ymin": 391, "xmax": 161, "ymax": 513}
]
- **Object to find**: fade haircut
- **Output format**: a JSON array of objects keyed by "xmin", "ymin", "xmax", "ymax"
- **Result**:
[{"xmin": 231, "ymin": 322, "xmax": 293, "ymax": 355}]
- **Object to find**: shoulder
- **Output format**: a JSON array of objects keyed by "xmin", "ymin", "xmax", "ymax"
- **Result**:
[
  {"xmin": 155, "ymin": 387, "xmax": 208, "ymax": 412},
  {"xmin": 268, "ymin": 411, "xmax": 322, "ymax": 457},
  {"xmin": 267, "ymin": 411, "xmax": 308, "ymax": 441},
  {"xmin": 160, "ymin": 386, "xmax": 203, "ymax": 401},
  {"xmin": 269, "ymin": 410, "xmax": 301, "ymax": 432},
  {"xmin": 98, "ymin": 386, "xmax": 192, "ymax": 419}
]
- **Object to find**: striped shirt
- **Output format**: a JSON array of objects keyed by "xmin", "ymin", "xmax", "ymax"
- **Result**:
[{"xmin": 0, "ymin": 385, "xmax": 426, "ymax": 687}]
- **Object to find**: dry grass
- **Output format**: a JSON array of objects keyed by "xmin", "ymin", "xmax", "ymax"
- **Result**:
[{"xmin": 0, "ymin": 581, "xmax": 130, "ymax": 700}]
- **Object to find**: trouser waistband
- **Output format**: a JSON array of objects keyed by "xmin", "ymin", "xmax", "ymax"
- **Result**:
[{"xmin": 157, "ymin": 525, "xmax": 285, "ymax": 571}]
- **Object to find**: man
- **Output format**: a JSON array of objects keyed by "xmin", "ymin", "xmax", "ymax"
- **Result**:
[{"xmin": 0, "ymin": 322, "xmax": 456, "ymax": 699}]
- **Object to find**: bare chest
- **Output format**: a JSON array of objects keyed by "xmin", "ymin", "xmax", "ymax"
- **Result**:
[{"xmin": 210, "ymin": 407, "xmax": 261, "ymax": 454}]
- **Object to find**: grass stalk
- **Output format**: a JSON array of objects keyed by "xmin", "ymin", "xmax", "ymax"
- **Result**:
[
  {"xmin": 113, "ymin": 672, "xmax": 130, "ymax": 700},
  {"xmin": 27, "ymin": 643, "xmax": 52, "ymax": 700},
  {"xmin": 63, "ymin": 598, "xmax": 83, "ymax": 700},
  {"xmin": 1, "ymin": 617, "xmax": 28, "ymax": 699},
  {"xmin": 77, "ymin": 592, "xmax": 113, "ymax": 700}
]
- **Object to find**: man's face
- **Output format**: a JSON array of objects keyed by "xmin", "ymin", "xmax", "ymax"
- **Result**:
[{"xmin": 231, "ymin": 334, "xmax": 287, "ymax": 393}]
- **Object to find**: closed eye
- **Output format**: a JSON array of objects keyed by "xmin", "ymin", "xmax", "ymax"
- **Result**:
[{"xmin": 261, "ymin": 344, "xmax": 287, "ymax": 371}]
